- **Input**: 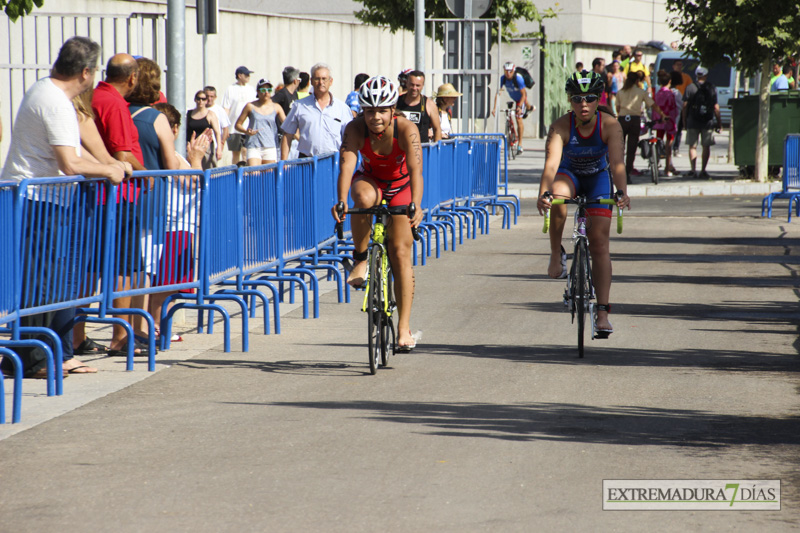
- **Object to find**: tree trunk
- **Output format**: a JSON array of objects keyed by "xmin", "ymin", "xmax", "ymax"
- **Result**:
[{"xmin": 754, "ymin": 56, "xmax": 771, "ymax": 182}]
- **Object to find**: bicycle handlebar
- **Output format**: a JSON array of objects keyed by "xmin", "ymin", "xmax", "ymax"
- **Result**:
[
  {"xmin": 335, "ymin": 201, "xmax": 421, "ymax": 241},
  {"xmin": 542, "ymin": 192, "xmax": 624, "ymax": 234}
]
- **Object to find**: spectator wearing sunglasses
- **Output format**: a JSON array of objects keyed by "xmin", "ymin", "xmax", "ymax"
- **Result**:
[
  {"xmin": 536, "ymin": 70, "xmax": 630, "ymax": 337},
  {"xmin": 615, "ymin": 70, "xmax": 663, "ymax": 182},
  {"xmin": 187, "ymin": 89, "xmax": 223, "ymax": 169}
]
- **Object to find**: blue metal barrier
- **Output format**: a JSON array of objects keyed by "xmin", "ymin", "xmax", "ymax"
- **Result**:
[
  {"xmin": 0, "ymin": 182, "xmax": 24, "ymax": 422},
  {"xmin": 12, "ymin": 177, "xmax": 116, "ymax": 393},
  {"xmin": 169, "ymin": 166, "xmax": 245, "ymax": 353},
  {"xmin": 763, "ymin": 134, "xmax": 800, "ymax": 220}
]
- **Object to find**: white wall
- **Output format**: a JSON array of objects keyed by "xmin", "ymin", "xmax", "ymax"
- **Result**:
[
  {"xmin": 517, "ymin": 0, "xmax": 681, "ymax": 49},
  {"xmin": 0, "ymin": 0, "xmax": 440, "ymax": 162}
]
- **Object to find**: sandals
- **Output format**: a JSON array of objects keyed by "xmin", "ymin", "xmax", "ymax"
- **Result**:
[
  {"xmin": 594, "ymin": 303, "xmax": 613, "ymax": 339},
  {"xmin": 107, "ymin": 339, "xmax": 154, "ymax": 358},
  {"xmin": 74, "ymin": 337, "xmax": 108, "ymax": 355}
]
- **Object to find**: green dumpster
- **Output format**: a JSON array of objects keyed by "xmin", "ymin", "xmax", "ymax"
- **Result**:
[{"xmin": 731, "ymin": 92, "xmax": 800, "ymax": 167}]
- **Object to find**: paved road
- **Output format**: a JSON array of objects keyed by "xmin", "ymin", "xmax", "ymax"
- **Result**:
[{"xmin": 1, "ymin": 197, "xmax": 799, "ymax": 531}]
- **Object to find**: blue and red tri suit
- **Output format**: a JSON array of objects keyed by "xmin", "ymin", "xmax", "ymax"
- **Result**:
[
  {"xmin": 556, "ymin": 112, "xmax": 614, "ymax": 217},
  {"xmin": 355, "ymin": 119, "xmax": 412, "ymax": 207}
]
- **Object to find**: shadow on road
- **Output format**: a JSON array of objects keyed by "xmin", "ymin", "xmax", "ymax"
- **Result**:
[{"xmin": 260, "ymin": 399, "xmax": 800, "ymax": 449}]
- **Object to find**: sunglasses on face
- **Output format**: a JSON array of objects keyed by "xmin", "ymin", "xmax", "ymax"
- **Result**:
[
  {"xmin": 196, "ymin": 96, "xmax": 207, "ymax": 101},
  {"xmin": 570, "ymin": 94, "xmax": 599, "ymax": 104},
  {"xmin": 258, "ymin": 87, "xmax": 273, "ymax": 93}
]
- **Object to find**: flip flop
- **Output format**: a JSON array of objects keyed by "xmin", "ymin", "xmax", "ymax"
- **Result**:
[
  {"xmin": 74, "ymin": 337, "xmax": 108, "ymax": 355},
  {"xmin": 22, "ymin": 367, "xmax": 69, "ymax": 379},
  {"xmin": 397, "ymin": 330, "xmax": 421, "ymax": 353},
  {"xmin": 66, "ymin": 365, "xmax": 98, "ymax": 374}
]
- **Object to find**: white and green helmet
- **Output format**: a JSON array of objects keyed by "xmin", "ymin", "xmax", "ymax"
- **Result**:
[{"xmin": 565, "ymin": 70, "xmax": 605, "ymax": 94}]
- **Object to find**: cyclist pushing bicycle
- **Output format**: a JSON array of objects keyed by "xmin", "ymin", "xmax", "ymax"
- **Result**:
[
  {"xmin": 332, "ymin": 75, "xmax": 424, "ymax": 351},
  {"xmin": 537, "ymin": 70, "xmax": 630, "ymax": 336}
]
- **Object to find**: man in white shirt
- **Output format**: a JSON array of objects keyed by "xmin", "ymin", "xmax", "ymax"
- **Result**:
[
  {"xmin": 280, "ymin": 63, "xmax": 353, "ymax": 159},
  {"xmin": 1, "ymin": 36, "xmax": 125, "ymax": 379},
  {"xmin": 221, "ymin": 66, "xmax": 256, "ymax": 165},
  {"xmin": 203, "ymin": 85, "xmax": 230, "ymax": 167}
]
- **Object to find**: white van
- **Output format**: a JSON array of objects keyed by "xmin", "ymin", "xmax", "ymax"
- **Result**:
[{"xmin": 653, "ymin": 51, "xmax": 737, "ymax": 125}]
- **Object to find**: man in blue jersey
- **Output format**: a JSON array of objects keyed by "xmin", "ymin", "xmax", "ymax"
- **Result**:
[
  {"xmin": 536, "ymin": 70, "xmax": 630, "ymax": 337},
  {"xmin": 492, "ymin": 62, "xmax": 531, "ymax": 154}
]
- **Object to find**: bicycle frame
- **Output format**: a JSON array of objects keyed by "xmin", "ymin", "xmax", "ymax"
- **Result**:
[
  {"xmin": 543, "ymin": 194, "xmax": 623, "ymax": 357},
  {"xmin": 335, "ymin": 201, "xmax": 418, "ymax": 373}
]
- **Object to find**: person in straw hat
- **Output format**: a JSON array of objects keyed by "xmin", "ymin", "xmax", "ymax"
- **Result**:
[{"xmin": 433, "ymin": 83, "xmax": 462, "ymax": 139}]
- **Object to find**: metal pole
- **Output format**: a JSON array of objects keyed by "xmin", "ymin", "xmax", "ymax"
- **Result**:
[
  {"xmin": 167, "ymin": 0, "xmax": 186, "ymax": 154},
  {"xmin": 415, "ymin": 0, "xmax": 424, "ymax": 72},
  {"xmin": 202, "ymin": 32, "xmax": 208, "ymax": 88},
  {"xmin": 461, "ymin": 1, "xmax": 473, "ymax": 133}
]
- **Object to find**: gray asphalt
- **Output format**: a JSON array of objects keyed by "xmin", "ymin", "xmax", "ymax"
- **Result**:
[{"xmin": 1, "ymin": 195, "xmax": 799, "ymax": 532}]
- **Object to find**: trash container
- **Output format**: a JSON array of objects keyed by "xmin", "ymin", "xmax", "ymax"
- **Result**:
[{"xmin": 731, "ymin": 92, "xmax": 800, "ymax": 167}]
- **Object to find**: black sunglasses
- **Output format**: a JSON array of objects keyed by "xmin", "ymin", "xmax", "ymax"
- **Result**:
[{"xmin": 570, "ymin": 94, "xmax": 599, "ymax": 104}]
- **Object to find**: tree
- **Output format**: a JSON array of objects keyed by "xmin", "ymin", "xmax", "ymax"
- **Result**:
[
  {"xmin": 666, "ymin": 0, "xmax": 800, "ymax": 182},
  {"xmin": 355, "ymin": 0, "xmax": 558, "ymax": 45},
  {"xmin": 1, "ymin": 0, "xmax": 44, "ymax": 21}
]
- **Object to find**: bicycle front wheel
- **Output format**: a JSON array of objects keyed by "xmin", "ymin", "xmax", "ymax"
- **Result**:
[
  {"xmin": 367, "ymin": 245, "xmax": 383, "ymax": 374},
  {"xmin": 380, "ymin": 257, "xmax": 394, "ymax": 367},
  {"xmin": 576, "ymin": 240, "xmax": 588, "ymax": 358}
]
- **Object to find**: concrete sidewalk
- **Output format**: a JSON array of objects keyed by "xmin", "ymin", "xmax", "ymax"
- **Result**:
[{"xmin": 503, "ymin": 131, "xmax": 782, "ymax": 198}]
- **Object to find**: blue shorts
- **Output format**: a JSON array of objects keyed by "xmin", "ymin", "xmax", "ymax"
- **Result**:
[{"xmin": 556, "ymin": 167, "xmax": 613, "ymax": 218}]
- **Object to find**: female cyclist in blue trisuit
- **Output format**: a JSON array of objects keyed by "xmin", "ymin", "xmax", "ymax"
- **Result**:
[{"xmin": 537, "ymin": 70, "xmax": 631, "ymax": 336}]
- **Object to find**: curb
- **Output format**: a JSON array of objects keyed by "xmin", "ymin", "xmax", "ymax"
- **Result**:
[{"xmin": 505, "ymin": 181, "xmax": 782, "ymax": 199}]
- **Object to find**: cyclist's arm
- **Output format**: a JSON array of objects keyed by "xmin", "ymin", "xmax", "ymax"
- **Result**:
[
  {"xmin": 426, "ymin": 97, "xmax": 442, "ymax": 142},
  {"xmin": 602, "ymin": 114, "xmax": 630, "ymax": 209},
  {"xmin": 333, "ymin": 120, "xmax": 364, "ymax": 222},
  {"xmin": 537, "ymin": 118, "xmax": 567, "ymax": 214},
  {"xmin": 491, "ymin": 86, "xmax": 504, "ymax": 116},
  {"xmin": 397, "ymin": 118, "xmax": 424, "ymax": 227}
]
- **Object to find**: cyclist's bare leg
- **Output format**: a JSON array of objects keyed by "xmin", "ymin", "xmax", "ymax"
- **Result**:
[
  {"xmin": 348, "ymin": 178, "xmax": 380, "ymax": 285},
  {"xmin": 588, "ymin": 215, "xmax": 613, "ymax": 331},
  {"xmin": 388, "ymin": 214, "xmax": 415, "ymax": 348},
  {"xmin": 547, "ymin": 175, "xmax": 574, "ymax": 278},
  {"xmin": 516, "ymin": 114, "xmax": 525, "ymax": 149}
]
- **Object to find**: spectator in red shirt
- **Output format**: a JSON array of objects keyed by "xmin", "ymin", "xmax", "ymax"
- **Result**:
[{"xmin": 91, "ymin": 53, "xmax": 152, "ymax": 357}]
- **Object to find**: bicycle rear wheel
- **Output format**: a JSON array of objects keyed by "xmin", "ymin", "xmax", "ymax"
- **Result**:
[
  {"xmin": 576, "ymin": 240, "xmax": 588, "ymax": 358},
  {"xmin": 367, "ymin": 245, "xmax": 383, "ymax": 374},
  {"xmin": 649, "ymin": 143, "xmax": 659, "ymax": 185},
  {"xmin": 506, "ymin": 119, "xmax": 517, "ymax": 161}
]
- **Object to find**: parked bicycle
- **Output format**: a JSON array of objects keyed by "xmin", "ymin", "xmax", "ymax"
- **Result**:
[
  {"xmin": 542, "ymin": 192, "xmax": 623, "ymax": 358},
  {"xmin": 336, "ymin": 201, "xmax": 420, "ymax": 374},
  {"xmin": 503, "ymin": 101, "xmax": 519, "ymax": 161}
]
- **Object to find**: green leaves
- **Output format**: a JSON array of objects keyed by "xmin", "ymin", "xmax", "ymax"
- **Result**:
[
  {"xmin": 354, "ymin": 0, "xmax": 558, "ymax": 45},
  {"xmin": 1, "ymin": 0, "xmax": 45, "ymax": 22},
  {"xmin": 666, "ymin": 0, "xmax": 800, "ymax": 76}
]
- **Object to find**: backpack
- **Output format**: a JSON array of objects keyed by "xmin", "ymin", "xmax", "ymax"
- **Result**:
[
  {"xmin": 688, "ymin": 82, "xmax": 715, "ymax": 124},
  {"xmin": 514, "ymin": 67, "xmax": 535, "ymax": 89}
]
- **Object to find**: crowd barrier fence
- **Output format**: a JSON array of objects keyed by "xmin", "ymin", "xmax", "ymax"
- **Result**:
[{"xmin": 0, "ymin": 135, "xmax": 517, "ymax": 423}]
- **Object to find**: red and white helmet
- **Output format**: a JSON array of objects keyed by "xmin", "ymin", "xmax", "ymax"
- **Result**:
[
  {"xmin": 358, "ymin": 76, "xmax": 399, "ymax": 108},
  {"xmin": 504, "ymin": 61, "xmax": 515, "ymax": 72}
]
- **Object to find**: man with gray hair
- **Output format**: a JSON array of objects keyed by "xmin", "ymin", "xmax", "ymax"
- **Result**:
[
  {"xmin": 273, "ymin": 65, "xmax": 301, "ymax": 116},
  {"xmin": 280, "ymin": 62, "xmax": 353, "ymax": 159},
  {"xmin": 1, "ymin": 36, "xmax": 125, "ymax": 378}
]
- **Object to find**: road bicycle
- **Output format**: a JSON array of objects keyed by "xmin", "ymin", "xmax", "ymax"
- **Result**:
[
  {"xmin": 542, "ymin": 192, "xmax": 623, "ymax": 358},
  {"xmin": 639, "ymin": 119, "xmax": 665, "ymax": 185},
  {"xmin": 503, "ymin": 101, "xmax": 519, "ymax": 161},
  {"xmin": 336, "ymin": 201, "xmax": 419, "ymax": 374}
]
